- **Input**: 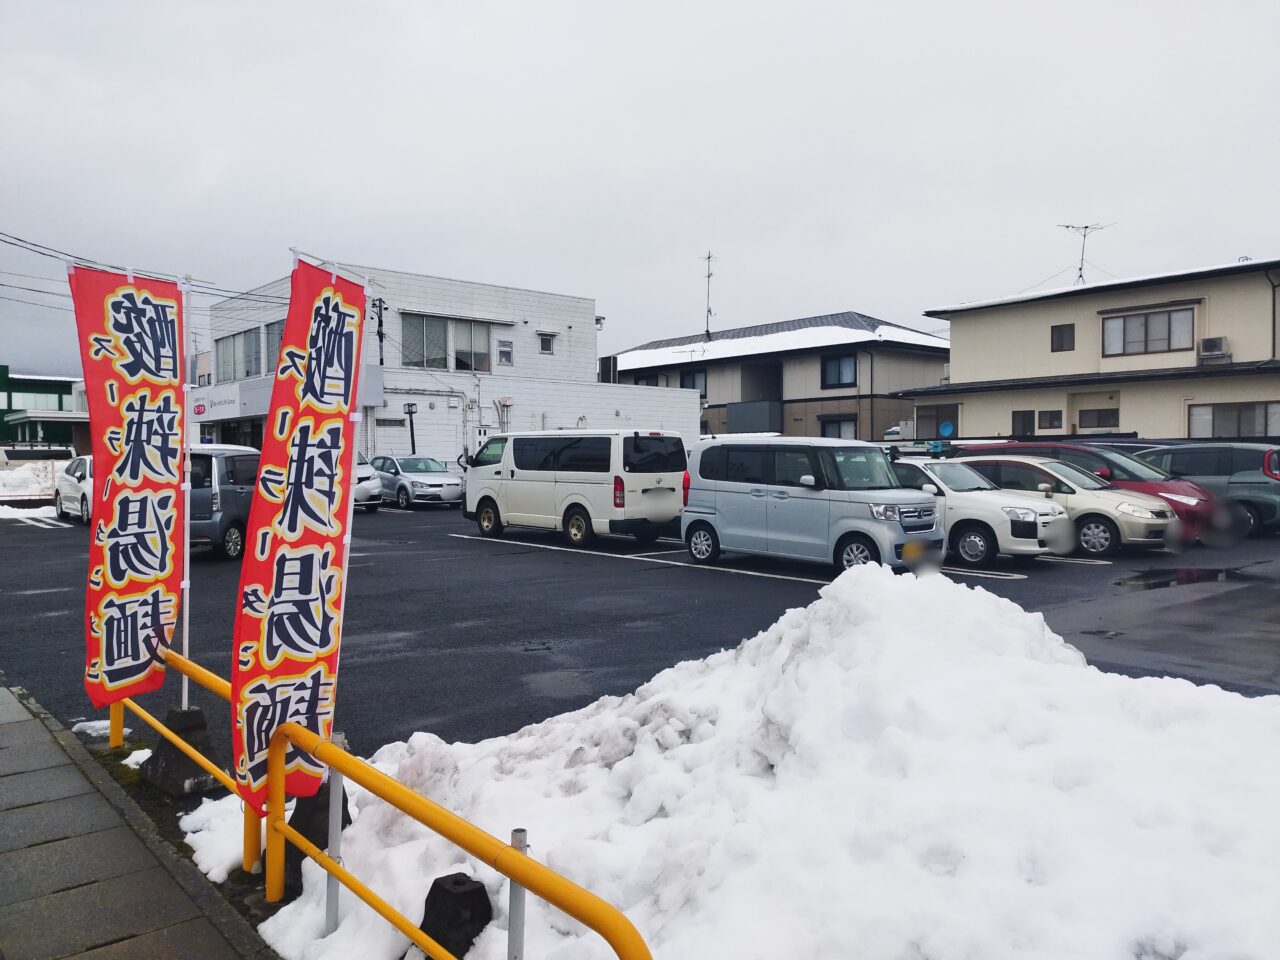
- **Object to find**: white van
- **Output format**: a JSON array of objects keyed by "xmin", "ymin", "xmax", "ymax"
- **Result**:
[
  {"xmin": 462, "ymin": 430, "xmax": 688, "ymax": 545},
  {"xmin": 681, "ymin": 436, "xmax": 944, "ymax": 571}
]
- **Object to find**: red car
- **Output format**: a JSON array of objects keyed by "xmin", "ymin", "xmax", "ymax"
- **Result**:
[{"xmin": 953, "ymin": 442, "xmax": 1219, "ymax": 539}]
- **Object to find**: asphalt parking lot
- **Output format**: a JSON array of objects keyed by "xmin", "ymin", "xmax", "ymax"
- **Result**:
[{"xmin": 2, "ymin": 507, "xmax": 1278, "ymax": 764}]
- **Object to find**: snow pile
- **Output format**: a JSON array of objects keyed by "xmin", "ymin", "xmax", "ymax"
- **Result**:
[
  {"xmin": 0, "ymin": 504, "xmax": 56, "ymax": 519},
  {"xmin": 72, "ymin": 719, "xmax": 129, "ymax": 738},
  {"xmin": 184, "ymin": 565, "xmax": 1280, "ymax": 959},
  {"xmin": 122, "ymin": 748, "xmax": 152, "ymax": 769},
  {"xmin": 0, "ymin": 462, "xmax": 59, "ymax": 498}
]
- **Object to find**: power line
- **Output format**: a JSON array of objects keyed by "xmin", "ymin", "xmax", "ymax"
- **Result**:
[{"xmin": 0, "ymin": 292, "xmax": 74, "ymax": 312}]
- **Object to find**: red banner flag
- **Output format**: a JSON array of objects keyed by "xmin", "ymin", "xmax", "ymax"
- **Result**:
[
  {"xmin": 69, "ymin": 267, "xmax": 186, "ymax": 708},
  {"xmin": 231, "ymin": 260, "xmax": 366, "ymax": 812}
]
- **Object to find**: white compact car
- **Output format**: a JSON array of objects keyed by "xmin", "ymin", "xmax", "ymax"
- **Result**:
[
  {"xmin": 891, "ymin": 456, "xmax": 1073, "ymax": 566},
  {"xmin": 55, "ymin": 455, "xmax": 94, "ymax": 524},
  {"xmin": 353, "ymin": 453, "xmax": 382, "ymax": 513},
  {"xmin": 371, "ymin": 455, "xmax": 464, "ymax": 509}
]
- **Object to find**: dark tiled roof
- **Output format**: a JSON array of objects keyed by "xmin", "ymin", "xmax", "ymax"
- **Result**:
[{"xmin": 625, "ymin": 311, "xmax": 922, "ymax": 352}]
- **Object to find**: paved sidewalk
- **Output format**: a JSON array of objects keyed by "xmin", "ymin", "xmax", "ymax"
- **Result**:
[{"xmin": 0, "ymin": 684, "xmax": 276, "ymax": 960}]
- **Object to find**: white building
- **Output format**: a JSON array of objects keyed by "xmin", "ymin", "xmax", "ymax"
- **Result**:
[{"xmin": 192, "ymin": 264, "xmax": 700, "ymax": 461}]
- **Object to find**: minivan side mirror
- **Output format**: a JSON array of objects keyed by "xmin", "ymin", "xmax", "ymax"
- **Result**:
[
  {"xmin": 1037, "ymin": 482, "xmax": 1053, "ymax": 497},
  {"xmin": 921, "ymin": 483, "xmax": 939, "ymax": 496},
  {"xmin": 1094, "ymin": 466, "xmax": 1112, "ymax": 480},
  {"xmin": 799, "ymin": 474, "xmax": 817, "ymax": 488}
]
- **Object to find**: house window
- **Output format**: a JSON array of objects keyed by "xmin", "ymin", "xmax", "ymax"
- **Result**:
[
  {"xmin": 263, "ymin": 319, "xmax": 285, "ymax": 365},
  {"xmin": 820, "ymin": 417, "xmax": 858, "ymax": 440},
  {"xmin": 401, "ymin": 314, "xmax": 448, "ymax": 369},
  {"xmin": 498, "ymin": 340, "xmax": 514, "ymax": 365},
  {"xmin": 680, "ymin": 369, "xmax": 707, "ymax": 398},
  {"xmin": 539, "ymin": 334, "xmax": 556, "ymax": 355},
  {"xmin": 1078, "ymin": 407, "xmax": 1120, "ymax": 429},
  {"xmin": 1011, "ymin": 410, "xmax": 1035, "ymax": 435},
  {"xmin": 821, "ymin": 354, "xmax": 857, "ymax": 388},
  {"xmin": 7, "ymin": 392, "xmax": 61, "ymax": 411},
  {"xmin": 1050, "ymin": 324, "xmax": 1075, "ymax": 352},
  {"xmin": 634, "ymin": 374, "xmax": 659, "ymax": 387},
  {"xmin": 214, "ymin": 330, "xmax": 262, "ymax": 382},
  {"xmin": 1188, "ymin": 402, "xmax": 1280, "ymax": 438},
  {"xmin": 1038, "ymin": 409, "xmax": 1063, "ymax": 429},
  {"xmin": 916, "ymin": 403, "xmax": 959, "ymax": 439},
  {"xmin": 1102, "ymin": 308, "xmax": 1193, "ymax": 356},
  {"xmin": 454, "ymin": 320, "xmax": 491, "ymax": 372}
]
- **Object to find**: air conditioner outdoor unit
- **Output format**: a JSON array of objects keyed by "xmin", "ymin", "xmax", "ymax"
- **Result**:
[{"xmin": 1198, "ymin": 336, "xmax": 1228, "ymax": 357}]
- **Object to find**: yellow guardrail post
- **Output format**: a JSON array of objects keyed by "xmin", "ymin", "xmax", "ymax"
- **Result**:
[
  {"xmin": 244, "ymin": 805, "xmax": 262, "ymax": 873},
  {"xmin": 108, "ymin": 701, "xmax": 124, "ymax": 748},
  {"xmin": 266, "ymin": 728, "xmax": 288, "ymax": 903}
]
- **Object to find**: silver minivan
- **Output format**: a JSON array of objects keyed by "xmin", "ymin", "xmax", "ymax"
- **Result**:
[{"xmin": 681, "ymin": 436, "xmax": 943, "ymax": 571}]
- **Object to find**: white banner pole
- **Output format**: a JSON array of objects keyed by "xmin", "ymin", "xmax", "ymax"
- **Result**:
[{"xmin": 179, "ymin": 277, "xmax": 194, "ymax": 711}]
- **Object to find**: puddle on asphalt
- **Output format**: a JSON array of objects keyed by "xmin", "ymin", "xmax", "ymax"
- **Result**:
[{"xmin": 1114, "ymin": 568, "xmax": 1264, "ymax": 591}]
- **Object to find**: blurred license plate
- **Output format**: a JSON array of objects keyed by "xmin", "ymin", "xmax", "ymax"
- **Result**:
[{"xmin": 902, "ymin": 539, "xmax": 928, "ymax": 563}]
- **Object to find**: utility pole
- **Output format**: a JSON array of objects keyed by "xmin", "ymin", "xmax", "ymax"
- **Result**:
[
  {"xmin": 703, "ymin": 251, "xmax": 715, "ymax": 341},
  {"xmin": 1057, "ymin": 223, "xmax": 1116, "ymax": 285},
  {"xmin": 372, "ymin": 297, "xmax": 386, "ymax": 365}
]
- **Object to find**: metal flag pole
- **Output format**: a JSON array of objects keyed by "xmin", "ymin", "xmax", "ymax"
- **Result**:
[{"xmin": 179, "ymin": 276, "xmax": 194, "ymax": 710}]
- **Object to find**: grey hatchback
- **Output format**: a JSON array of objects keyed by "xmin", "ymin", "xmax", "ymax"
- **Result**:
[
  {"xmin": 1141, "ymin": 443, "xmax": 1280, "ymax": 535},
  {"xmin": 190, "ymin": 444, "xmax": 260, "ymax": 559}
]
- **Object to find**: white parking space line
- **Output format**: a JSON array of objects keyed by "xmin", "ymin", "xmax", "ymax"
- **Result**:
[
  {"xmin": 45, "ymin": 519, "xmax": 72, "ymax": 528},
  {"xmin": 939, "ymin": 566, "xmax": 1029, "ymax": 581},
  {"xmin": 450, "ymin": 534, "xmax": 831, "ymax": 585},
  {"xmin": 630, "ymin": 549, "xmax": 689, "ymax": 557},
  {"xmin": 1036, "ymin": 555, "xmax": 1112, "ymax": 566},
  {"xmin": 19, "ymin": 517, "xmax": 56, "ymax": 529}
]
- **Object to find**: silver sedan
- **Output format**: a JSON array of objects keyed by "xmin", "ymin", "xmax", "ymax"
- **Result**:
[{"xmin": 370, "ymin": 455, "xmax": 464, "ymax": 509}]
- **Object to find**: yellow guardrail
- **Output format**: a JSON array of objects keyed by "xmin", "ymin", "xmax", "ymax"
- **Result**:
[{"xmin": 107, "ymin": 650, "xmax": 652, "ymax": 960}]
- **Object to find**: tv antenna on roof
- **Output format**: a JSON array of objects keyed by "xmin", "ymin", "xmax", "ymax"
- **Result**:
[
  {"xmin": 1057, "ymin": 223, "xmax": 1116, "ymax": 285},
  {"xmin": 703, "ymin": 251, "xmax": 715, "ymax": 341}
]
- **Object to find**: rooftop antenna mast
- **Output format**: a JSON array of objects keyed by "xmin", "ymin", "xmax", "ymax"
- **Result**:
[
  {"xmin": 1057, "ymin": 222, "xmax": 1116, "ymax": 285},
  {"xmin": 703, "ymin": 250, "xmax": 715, "ymax": 341}
]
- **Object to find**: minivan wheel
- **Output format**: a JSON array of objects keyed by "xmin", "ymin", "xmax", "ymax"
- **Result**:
[
  {"xmin": 79, "ymin": 496, "xmax": 90, "ymax": 526},
  {"xmin": 1239, "ymin": 502, "xmax": 1262, "ymax": 537},
  {"xmin": 216, "ymin": 523, "xmax": 245, "ymax": 560},
  {"xmin": 396, "ymin": 487, "xmax": 412, "ymax": 510},
  {"xmin": 363, "ymin": 502, "xmax": 379, "ymax": 513},
  {"xmin": 1077, "ymin": 516, "xmax": 1120, "ymax": 556},
  {"xmin": 54, "ymin": 492, "xmax": 65, "ymax": 520},
  {"xmin": 477, "ymin": 499, "xmax": 504, "ymax": 537},
  {"xmin": 686, "ymin": 523, "xmax": 720, "ymax": 564},
  {"xmin": 835, "ymin": 533, "xmax": 880, "ymax": 571},
  {"xmin": 952, "ymin": 523, "xmax": 996, "ymax": 567},
  {"xmin": 564, "ymin": 506, "xmax": 594, "ymax": 547}
]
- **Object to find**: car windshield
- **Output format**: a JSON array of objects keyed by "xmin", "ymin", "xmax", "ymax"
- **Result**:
[
  {"xmin": 357, "ymin": 452, "xmax": 370, "ymax": 465},
  {"xmin": 1051, "ymin": 460, "xmax": 1111, "ymax": 490},
  {"xmin": 820, "ymin": 447, "xmax": 899, "ymax": 490},
  {"xmin": 1099, "ymin": 449, "xmax": 1172, "ymax": 481},
  {"xmin": 929, "ymin": 461, "xmax": 997, "ymax": 492},
  {"xmin": 397, "ymin": 457, "xmax": 447, "ymax": 473}
]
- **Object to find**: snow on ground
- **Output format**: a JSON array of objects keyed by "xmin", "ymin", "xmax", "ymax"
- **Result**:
[
  {"xmin": 183, "ymin": 565, "xmax": 1280, "ymax": 960},
  {"xmin": 72, "ymin": 719, "xmax": 130, "ymax": 737},
  {"xmin": 122, "ymin": 748, "xmax": 152, "ymax": 769},
  {"xmin": 0, "ymin": 504, "xmax": 56, "ymax": 519}
]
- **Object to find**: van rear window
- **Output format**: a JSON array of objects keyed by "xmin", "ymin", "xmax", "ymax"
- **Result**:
[{"xmin": 623, "ymin": 435, "xmax": 686, "ymax": 474}]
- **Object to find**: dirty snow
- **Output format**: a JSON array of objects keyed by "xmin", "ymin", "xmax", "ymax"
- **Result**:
[
  {"xmin": 0, "ymin": 504, "xmax": 56, "ymax": 519},
  {"xmin": 72, "ymin": 719, "xmax": 130, "ymax": 738},
  {"xmin": 122, "ymin": 748, "xmax": 152, "ymax": 769},
  {"xmin": 184, "ymin": 565, "xmax": 1280, "ymax": 959}
]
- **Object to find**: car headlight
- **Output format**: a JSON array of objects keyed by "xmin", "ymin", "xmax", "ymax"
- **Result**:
[
  {"xmin": 869, "ymin": 503, "xmax": 900, "ymax": 521},
  {"xmin": 1159, "ymin": 493, "xmax": 1200, "ymax": 507},
  {"xmin": 1116, "ymin": 502, "xmax": 1158, "ymax": 519},
  {"xmin": 1002, "ymin": 506, "xmax": 1037, "ymax": 522},
  {"xmin": 411, "ymin": 481, "xmax": 428, "ymax": 490}
]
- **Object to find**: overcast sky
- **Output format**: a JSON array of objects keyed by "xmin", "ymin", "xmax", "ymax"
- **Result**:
[{"xmin": 2, "ymin": 1, "xmax": 1277, "ymax": 376}]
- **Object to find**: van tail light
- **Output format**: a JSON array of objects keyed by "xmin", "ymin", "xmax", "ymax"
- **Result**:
[
  {"xmin": 613, "ymin": 475, "xmax": 625, "ymax": 508},
  {"xmin": 211, "ymin": 490, "xmax": 220, "ymax": 512},
  {"xmin": 1265, "ymin": 450, "xmax": 1280, "ymax": 481},
  {"xmin": 682, "ymin": 470, "xmax": 690, "ymax": 506}
]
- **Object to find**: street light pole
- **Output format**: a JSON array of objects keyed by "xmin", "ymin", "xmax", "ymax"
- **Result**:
[{"xmin": 403, "ymin": 402, "xmax": 418, "ymax": 455}]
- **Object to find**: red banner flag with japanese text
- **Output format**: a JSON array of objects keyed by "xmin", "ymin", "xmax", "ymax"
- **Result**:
[
  {"xmin": 69, "ymin": 266, "xmax": 186, "ymax": 708},
  {"xmin": 230, "ymin": 259, "xmax": 365, "ymax": 812}
]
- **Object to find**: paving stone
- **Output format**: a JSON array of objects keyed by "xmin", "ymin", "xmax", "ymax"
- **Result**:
[
  {"xmin": 0, "ymin": 719, "xmax": 48, "ymax": 749},
  {"xmin": 0, "ymin": 698, "xmax": 30, "ymax": 724},
  {"xmin": 0, "ymin": 792, "xmax": 120, "ymax": 853},
  {"xmin": 0, "ymin": 825, "xmax": 156, "ymax": 906},
  {"xmin": 0, "ymin": 865, "xmax": 201, "ymax": 960},
  {"xmin": 66, "ymin": 918, "xmax": 242, "ymax": 960},
  {"xmin": 0, "ymin": 739, "xmax": 71, "ymax": 776},
  {"xmin": 0, "ymin": 763, "xmax": 92, "ymax": 810}
]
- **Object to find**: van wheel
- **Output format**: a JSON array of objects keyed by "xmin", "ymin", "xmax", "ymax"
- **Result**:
[
  {"xmin": 215, "ymin": 523, "xmax": 245, "ymax": 560},
  {"xmin": 951, "ymin": 522, "xmax": 997, "ymax": 567},
  {"xmin": 80, "ymin": 496, "xmax": 91, "ymax": 526},
  {"xmin": 1239, "ymin": 502, "xmax": 1262, "ymax": 537},
  {"xmin": 686, "ymin": 523, "xmax": 720, "ymax": 564},
  {"xmin": 477, "ymin": 499, "xmax": 504, "ymax": 537},
  {"xmin": 1077, "ymin": 515, "xmax": 1120, "ymax": 556},
  {"xmin": 54, "ymin": 492, "xmax": 65, "ymax": 520},
  {"xmin": 564, "ymin": 506, "xmax": 594, "ymax": 546},
  {"xmin": 363, "ymin": 503, "xmax": 379, "ymax": 513},
  {"xmin": 834, "ymin": 533, "xmax": 880, "ymax": 571}
]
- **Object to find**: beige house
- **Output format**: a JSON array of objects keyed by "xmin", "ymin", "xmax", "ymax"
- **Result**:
[
  {"xmin": 900, "ymin": 258, "xmax": 1280, "ymax": 440},
  {"xmin": 614, "ymin": 312, "xmax": 949, "ymax": 440}
]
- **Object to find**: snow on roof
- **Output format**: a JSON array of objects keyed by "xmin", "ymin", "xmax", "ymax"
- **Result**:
[
  {"xmin": 7, "ymin": 372, "xmax": 81, "ymax": 381},
  {"xmin": 928, "ymin": 255, "xmax": 1280, "ymax": 317},
  {"xmin": 617, "ymin": 312, "xmax": 948, "ymax": 371}
]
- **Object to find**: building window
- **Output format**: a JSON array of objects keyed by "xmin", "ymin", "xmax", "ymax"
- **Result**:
[
  {"xmin": 539, "ymin": 334, "xmax": 556, "ymax": 355},
  {"xmin": 7, "ymin": 392, "xmax": 61, "ymax": 411},
  {"xmin": 1188, "ymin": 401, "xmax": 1280, "ymax": 438},
  {"xmin": 1012, "ymin": 410, "xmax": 1035, "ymax": 435},
  {"xmin": 375, "ymin": 417, "xmax": 407, "ymax": 428},
  {"xmin": 197, "ymin": 373, "xmax": 211, "ymax": 386},
  {"xmin": 1038, "ymin": 409, "xmax": 1063, "ymax": 429},
  {"xmin": 401, "ymin": 314, "xmax": 448, "ymax": 369},
  {"xmin": 916, "ymin": 403, "xmax": 959, "ymax": 439},
  {"xmin": 497, "ymin": 340, "xmax": 514, "ymax": 365},
  {"xmin": 214, "ymin": 330, "xmax": 262, "ymax": 382},
  {"xmin": 1102, "ymin": 308, "xmax": 1193, "ymax": 356},
  {"xmin": 1050, "ymin": 324, "xmax": 1075, "ymax": 352},
  {"xmin": 680, "ymin": 369, "xmax": 707, "ymax": 398},
  {"xmin": 820, "ymin": 417, "xmax": 858, "ymax": 439},
  {"xmin": 821, "ymin": 354, "xmax": 857, "ymax": 389},
  {"xmin": 264, "ymin": 319, "xmax": 285, "ymax": 366},
  {"xmin": 634, "ymin": 374, "xmax": 659, "ymax": 387},
  {"xmin": 454, "ymin": 320, "xmax": 491, "ymax": 372},
  {"xmin": 1078, "ymin": 407, "xmax": 1120, "ymax": 429}
]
